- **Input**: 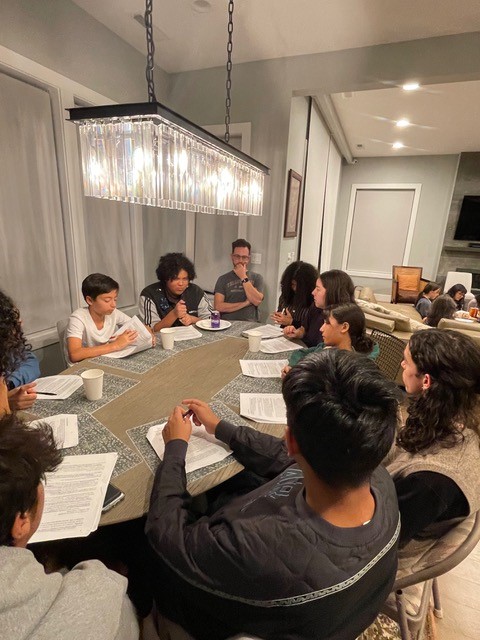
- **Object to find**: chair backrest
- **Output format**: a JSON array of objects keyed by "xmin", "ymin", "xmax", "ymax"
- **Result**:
[
  {"xmin": 392, "ymin": 266, "xmax": 424, "ymax": 304},
  {"xmin": 394, "ymin": 510, "xmax": 480, "ymax": 591},
  {"xmin": 370, "ymin": 329, "xmax": 406, "ymax": 382},
  {"xmin": 56, "ymin": 318, "xmax": 69, "ymax": 368},
  {"xmin": 444, "ymin": 271, "xmax": 472, "ymax": 294}
]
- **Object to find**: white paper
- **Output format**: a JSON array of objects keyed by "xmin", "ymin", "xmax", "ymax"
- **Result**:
[
  {"xmin": 147, "ymin": 421, "xmax": 232, "ymax": 473},
  {"xmin": 104, "ymin": 315, "xmax": 153, "ymax": 358},
  {"xmin": 243, "ymin": 324, "xmax": 283, "ymax": 339},
  {"xmin": 259, "ymin": 337, "xmax": 303, "ymax": 353},
  {"xmin": 240, "ymin": 359, "xmax": 288, "ymax": 378},
  {"xmin": 35, "ymin": 375, "xmax": 83, "ymax": 400},
  {"xmin": 30, "ymin": 452, "xmax": 117, "ymax": 543},
  {"xmin": 169, "ymin": 325, "xmax": 203, "ymax": 341},
  {"xmin": 29, "ymin": 414, "xmax": 79, "ymax": 449},
  {"xmin": 240, "ymin": 393, "xmax": 287, "ymax": 424}
]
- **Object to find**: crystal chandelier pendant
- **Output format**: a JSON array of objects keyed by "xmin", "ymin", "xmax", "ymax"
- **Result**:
[{"xmin": 70, "ymin": 103, "xmax": 268, "ymax": 216}]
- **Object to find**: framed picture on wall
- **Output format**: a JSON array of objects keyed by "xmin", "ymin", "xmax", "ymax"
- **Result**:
[{"xmin": 283, "ymin": 169, "xmax": 302, "ymax": 238}]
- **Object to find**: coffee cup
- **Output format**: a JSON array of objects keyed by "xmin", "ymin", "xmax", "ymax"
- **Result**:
[
  {"xmin": 80, "ymin": 369, "xmax": 104, "ymax": 401},
  {"xmin": 248, "ymin": 330, "xmax": 262, "ymax": 353},
  {"xmin": 160, "ymin": 328, "xmax": 175, "ymax": 350}
]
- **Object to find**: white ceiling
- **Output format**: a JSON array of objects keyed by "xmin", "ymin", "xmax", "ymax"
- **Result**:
[{"xmin": 71, "ymin": 0, "xmax": 480, "ymax": 157}]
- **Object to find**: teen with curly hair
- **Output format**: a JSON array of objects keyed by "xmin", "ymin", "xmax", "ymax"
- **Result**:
[
  {"xmin": 139, "ymin": 253, "xmax": 211, "ymax": 332},
  {"xmin": 270, "ymin": 261, "xmax": 318, "ymax": 328},
  {"xmin": 387, "ymin": 329, "xmax": 480, "ymax": 546}
]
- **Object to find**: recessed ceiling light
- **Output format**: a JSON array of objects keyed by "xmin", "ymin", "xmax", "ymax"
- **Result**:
[
  {"xmin": 192, "ymin": 0, "xmax": 212, "ymax": 12},
  {"xmin": 402, "ymin": 82, "xmax": 420, "ymax": 91},
  {"xmin": 396, "ymin": 119, "xmax": 410, "ymax": 128},
  {"xmin": 392, "ymin": 142, "xmax": 404, "ymax": 150}
]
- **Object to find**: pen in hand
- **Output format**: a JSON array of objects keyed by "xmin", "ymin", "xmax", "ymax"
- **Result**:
[{"xmin": 37, "ymin": 392, "xmax": 58, "ymax": 396}]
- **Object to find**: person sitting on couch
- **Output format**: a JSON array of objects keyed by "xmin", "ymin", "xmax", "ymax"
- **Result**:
[
  {"xmin": 424, "ymin": 294, "xmax": 456, "ymax": 327},
  {"xmin": 414, "ymin": 282, "xmax": 441, "ymax": 319}
]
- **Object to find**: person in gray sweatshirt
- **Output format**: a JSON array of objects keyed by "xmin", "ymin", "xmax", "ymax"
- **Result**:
[{"xmin": 0, "ymin": 413, "xmax": 139, "ymax": 640}]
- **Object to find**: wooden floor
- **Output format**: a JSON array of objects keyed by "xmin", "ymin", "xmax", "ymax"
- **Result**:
[{"xmin": 435, "ymin": 540, "xmax": 480, "ymax": 639}]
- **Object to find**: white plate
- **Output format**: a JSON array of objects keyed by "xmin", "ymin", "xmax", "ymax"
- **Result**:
[
  {"xmin": 455, "ymin": 317, "xmax": 475, "ymax": 323},
  {"xmin": 196, "ymin": 319, "xmax": 232, "ymax": 331}
]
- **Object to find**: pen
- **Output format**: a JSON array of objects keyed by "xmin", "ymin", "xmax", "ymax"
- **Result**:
[
  {"xmin": 37, "ymin": 392, "xmax": 58, "ymax": 396},
  {"xmin": 183, "ymin": 409, "xmax": 194, "ymax": 419}
]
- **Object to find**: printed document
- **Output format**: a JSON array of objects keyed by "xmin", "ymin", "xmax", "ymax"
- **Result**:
[
  {"xmin": 105, "ymin": 315, "xmax": 153, "ymax": 358},
  {"xmin": 35, "ymin": 375, "xmax": 83, "ymax": 399},
  {"xmin": 147, "ymin": 421, "xmax": 232, "ymax": 473},
  {"xmin": 169, "ymin": 325, "xmax": 203, "ymax": 341},
  {"xmin": 30, "ymin": 452, "xmax": 117, "ymax": 543},
  {"xmin": 240, "ymin": 359, "xmax": 288, "ymax": 378},
  {"xmin": 30, "ymin": 414, "xmax": 79, "ymax": 449},
  {"xmin": 259, "ymin": 337, "xmax": 303, "ymax": 354},
  {"xmin": 242, "ymin": 324, "xmax": 283, "ymax": 339},
  {"xmin": 240, "ymin": 393, "xmax": 287, "ymax": 424}
]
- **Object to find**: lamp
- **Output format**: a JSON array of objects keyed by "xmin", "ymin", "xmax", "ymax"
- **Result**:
[{"xmin": 67, "ymin": 0, "xmax": 268, "ymax": 216}]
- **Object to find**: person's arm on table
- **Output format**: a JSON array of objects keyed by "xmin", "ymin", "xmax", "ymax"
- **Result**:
[
  {"xmin": 8, "ymin": 382, "xmax": 37, "ymax": 411},
  {"xmin": 283, "ymin": 324, "xmax": 305, "ymax": 340},
  {"xmin": 182, "ymin": 399, "xmax": 291, "ymax": 478},
  {"xmin": 6, "ymin": 350, "xmax": 41, "ymax": 388}
]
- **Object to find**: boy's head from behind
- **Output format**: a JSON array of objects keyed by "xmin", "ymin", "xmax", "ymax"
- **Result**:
[
  {"xmin": 81, "ymin": 274, "xmax": 119, "ymax": 312},
  {"xmin": 282, "ymin": 349, "xmax": 399, "ymax": 489}
]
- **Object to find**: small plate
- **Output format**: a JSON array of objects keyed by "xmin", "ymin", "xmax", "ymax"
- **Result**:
[{"xmin": 196, "ymin": 319, "xmax": 232, "ymax": 331}]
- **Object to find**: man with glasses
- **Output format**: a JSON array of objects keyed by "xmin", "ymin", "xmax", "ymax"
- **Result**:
[{"xmin": 214, "ymin": 239, "xmax": 264, "ymax": 321}]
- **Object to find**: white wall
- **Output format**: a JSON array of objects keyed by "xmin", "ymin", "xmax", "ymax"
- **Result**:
[{"xmin": 332, "ymin": 155, "xmax": 459, "ymax": 294}]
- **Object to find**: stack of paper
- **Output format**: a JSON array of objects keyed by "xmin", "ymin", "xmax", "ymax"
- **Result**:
[
  {"xmin": 239, "ymin": 359, "xmax": 288, "ymax": 378},
  {"xmin": 35, "ymin": 375, "xmax": 83, "ymax": 399},
  {"xmin": 147, "ymin": 421, "xmax": 232, "ymax": 473},
  {"xmin": 169, "ymin": 325, "xmax": 203, "ymax": 341},
  {"xmin": 30, "ymin": 414, "xmax": 79, "ymax": 449},
  {"xmin": 259, "ymin": 337, "xmax": 303, "ymax": 354},
  {"xmin": 240, "ymin": 393, "xmax": 287, "ymax": 424},
  {"xmin": 242, "ymin": 324, "xmax": 283, "ymax": 339},
  {"xmin": 30, "ymin": 452, "xmax": 117, "ymax": 543},
  {"xmin": 105, "ymin": 315, "xmax": 153, "ymax": 358}
]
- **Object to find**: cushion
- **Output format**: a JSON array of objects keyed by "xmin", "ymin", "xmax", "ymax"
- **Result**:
[
  {"xmin": 354, "ymin": 286, "xmax": 377, "ymax": 303},
  {"xmin": 357, "ymin": 300, "xmax": 412, "ymax": 332},
  {"xmin": 363, "ymin": 314, "xmax": 395, "ymax": 333},
  {"xmin": 397, "ymin": 273, "xmax": 420, "ymax": 291}
]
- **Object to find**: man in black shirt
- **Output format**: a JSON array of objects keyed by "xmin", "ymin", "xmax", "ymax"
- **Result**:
[{"xmin": 146, "ymin": 351, "xmax": 400, "ymax": 640}]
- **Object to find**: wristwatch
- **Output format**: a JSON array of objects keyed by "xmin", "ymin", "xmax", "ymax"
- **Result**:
[{"xmin": 241, "ymin": 277, "xmax": 249, "ymax": 284}]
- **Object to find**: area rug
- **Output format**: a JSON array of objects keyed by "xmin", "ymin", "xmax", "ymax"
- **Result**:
[{"xmin": 359, "ymin": 610, "xmax": 436, "ymax": 640}]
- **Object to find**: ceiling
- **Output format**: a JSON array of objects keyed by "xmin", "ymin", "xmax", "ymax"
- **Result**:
[{"xmin": 71, "ymin": 0, "xmax": 480, "ymax": 157}]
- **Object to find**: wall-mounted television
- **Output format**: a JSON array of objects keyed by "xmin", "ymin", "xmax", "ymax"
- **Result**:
[{"xmin": 454, "ymin": 196, "xmax": 480, "ymax": 241}]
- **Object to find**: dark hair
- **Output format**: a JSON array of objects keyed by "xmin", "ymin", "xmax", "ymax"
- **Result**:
[
  {"xmin": 283, "ymin": 349, "xmax": 399, "ymax": 488},
  {"xmin": 231, "ymin": 239, "xmax": 251, "ymax": 253},
  {"xmin": 425, "ymin": 294, "xmax": 456, "ymax": 327},
  {"xmin": 398, "ymin": 330, "xmax": 480, "ymax": 454},
  {"xmin": 475, "ymin": 293, "xmax": 480, "ymax": 307},
  {"xmin": 319, "ymin": 269, "xmax": 355, "ymax": 307},
  {"xmin": 278, "ymin": 261, "xmax": 318, "ymax": 312},
  {"xmin": 81, "ymin": 273, "xmax": 119, "ymax": 301},
  {"xmin": 324, "ymin": 303, "xmax": 374, "ymax": 354},
  {"xmin": 415, "ymin": 281, "xmax": 441, "ymax": 305},
  {"xmin": 0, "ymin": 289, "xmax": 28, "ymax": 379},
  {"xmin": 0, "ymin": 414, "xmax": 62, "ymax": 546},
  {"xmin": 447, "ymin": 283, "xmax": 468, "ymax": 310},
  {"xmin": 155, "ymin": 253, "xmax": 196, "ymax": 285}
]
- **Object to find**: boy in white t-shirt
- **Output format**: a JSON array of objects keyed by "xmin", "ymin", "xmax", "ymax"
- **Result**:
[{"xmin": 66, "ymin": 273, "xmax": 143, "ymax": 364}]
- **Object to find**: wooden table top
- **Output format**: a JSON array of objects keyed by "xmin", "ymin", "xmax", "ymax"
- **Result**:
[{"xmin": 31, "ymin": 334, "xmax": 285, "ymax": 526}]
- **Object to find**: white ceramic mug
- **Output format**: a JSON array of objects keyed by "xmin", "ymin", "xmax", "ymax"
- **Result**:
[
  {"xmin": 248, "ymin": 330, "xmax": 262, "ymax": 353},
  {"xmin": 80, "ymin": 369, "xmax": 104, "ymax": 401},
  {"xmin": 160, "ymin": 328, "xmax": 175, "ymax": 350}
]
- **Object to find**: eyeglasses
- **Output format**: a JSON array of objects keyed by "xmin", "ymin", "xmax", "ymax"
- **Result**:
[{"xmin": 232, "ymin": 254, "xmax": 250, "ymax": 260}]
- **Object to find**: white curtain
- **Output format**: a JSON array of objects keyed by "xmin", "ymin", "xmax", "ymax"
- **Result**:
[{"xmin": 0, "ymin": 71, "xmax": 71, "ymax": 335}]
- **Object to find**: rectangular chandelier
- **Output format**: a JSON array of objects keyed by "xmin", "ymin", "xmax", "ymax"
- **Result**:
[{"xmin": 68, "ymin": 102, "xmax": 269, "ymax": 216}]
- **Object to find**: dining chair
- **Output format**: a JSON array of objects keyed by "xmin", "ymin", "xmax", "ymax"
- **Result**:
[
  {"xmin": 391, "ymin": 266, "xmax": 428, "ymax": 304},
  {"xmin": 370, "ymin": 329, "xmax": 406, "ymax": 382}
]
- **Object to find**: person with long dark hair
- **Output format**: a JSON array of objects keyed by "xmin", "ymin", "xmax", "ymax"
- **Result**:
[
  {"xmin": 386, "ymin": 329, "xmax": 480, "ymax": 546},
  {"xmin": 414, "ymin": 281, "xmax": 441, "ymax": 318},
  {"xmin": 446, "ymin": 283, "xmax": 468, "ymax": 311},
  {"xmin": 0, "ymin": 289, "xmax": 35, "ymax": 414},
  {"xmin": 282, "ymin": 303, "xmax": 378, "ymax": 375},
  {"xmin": 271, "ymin": 261, "xmax": 318, "ymax": 328},
  {"xmin": 139, "ymin": 253, "xmax": 211, "ymax": 332},
  {"xmin": 424, "ymin": 293, "xmax": 456, "ymax": 327},
  {"xmin": 283, "ymin": 269, "xmax": 355, "ymax": 348}
]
